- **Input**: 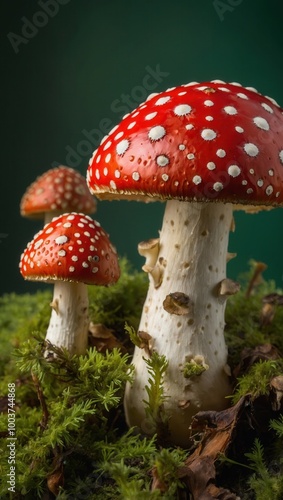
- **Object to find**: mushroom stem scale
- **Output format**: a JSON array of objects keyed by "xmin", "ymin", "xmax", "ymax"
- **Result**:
[
  {"xmin": 45, "ymin": 280, "xmax": 89, "ymax": 355},
  {"xmin": 124, "ymin": 200, "xmax": 233, "ymax": 446}
]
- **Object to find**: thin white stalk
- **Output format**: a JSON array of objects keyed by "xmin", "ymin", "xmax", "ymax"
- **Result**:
[
  {"xmin": 124, "ymin": 200, "xmax": 233, "ymax": 446},
  {"xmin": 45, "ymin": 280, "xmax": 89, "ymax": 355}
]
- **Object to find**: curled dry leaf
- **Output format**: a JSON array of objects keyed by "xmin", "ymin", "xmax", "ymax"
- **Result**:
[
  {"xmin": 89, "ymin": 322, "xmax": 126, "ymax": 353},
  {"xmin": 233, "ymin": 343, "xmax": 281, "ymax": 378},
  {"xmin": 175, "ymin": 397, "xmax": 247, "ymax": 499},
  {"xmin": 270, "ymin": 375, "xmax": 283, "ymax": 411}
]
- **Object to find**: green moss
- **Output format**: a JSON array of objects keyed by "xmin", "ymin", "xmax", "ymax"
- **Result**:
[
  {"xmin": 225, "ymin": 266, "xmax": 283, "ymax": 367},
  {"xmin": 232, "ymin": 359, "xmax": 283, "ymax": 404},
  {"xmin": 182, "ymin": 356, "xmax": 209, "ymax": 379},
  {"xmin": 0, "ymin": 290, "xmax": 51, "ymax": 375},
  {"xmin": 88, "ymin": 257, "xmax": 148, "ymax": 335}
]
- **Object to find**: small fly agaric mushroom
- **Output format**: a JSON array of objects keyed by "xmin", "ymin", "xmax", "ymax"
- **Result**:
[
  {"xmin": 19, "ymin": 212, "xmax": 120, "ymax": 355},
  {"xmin": 20, "ymin": 166, "xmax": 97, "ymax": 224},
  {"xmin": 86, "ymin": 80, "xmax": 283, "ymax": 445}
]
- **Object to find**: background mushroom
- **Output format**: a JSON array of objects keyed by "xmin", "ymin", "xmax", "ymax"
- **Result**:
[
  {"xmin": 20, "ymin": 165, "xmax": 97, "ymax": 224},
  {"xmin": 86, "ymin": 80, "xmax": 283, "ymax": 445},
  {"xmin": 19, "ymin": 212, "xmax": 120, "ymax": 355}
]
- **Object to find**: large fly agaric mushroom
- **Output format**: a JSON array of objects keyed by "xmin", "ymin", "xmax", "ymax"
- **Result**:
[
  {"xmin": 20, "ymin": 166, "xmax": 97, "ymax": 224},
  {"xmin": 19, "ymin": 212, "xmax": 120, "ymax": 355},
  {"xmin": 86, "ymin": 80, "xmax": 283, "ymax": 445}
]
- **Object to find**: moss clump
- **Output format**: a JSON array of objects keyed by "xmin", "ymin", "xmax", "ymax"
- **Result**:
[
  {"xmin": 88, "ymin": 257, "xmax": 148, "ymax": 336},
  {"xmin": 232, "ymin": 359, "xmax": 283, "ymax": 404},
  {"xmin": 225, "ymin": 263, "xmax": 283, "ymax": 367}
]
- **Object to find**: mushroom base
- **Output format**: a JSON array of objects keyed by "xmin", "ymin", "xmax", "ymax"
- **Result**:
[
  {"xmin": 124, "ymin": 200, "xmax": 233, "ymax": 446},
  {"xmin": 45, "ymin": 281, "xmax": 89, "ymax": 356}
]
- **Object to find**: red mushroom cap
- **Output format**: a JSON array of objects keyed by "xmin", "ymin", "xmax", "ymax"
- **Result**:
[
  {"xmin": 21, "ymin": 166, "xmax": 97, "ymax": 218},
  {"xmin": 87, "ymin": 80, "xmax": 283, "ymax": 207},
  {"xmin": 19, "ymin": 213, "xmax": 120, "ymax": 286}
]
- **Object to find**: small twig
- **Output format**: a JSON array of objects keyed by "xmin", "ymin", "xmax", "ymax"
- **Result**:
[
  {"xmin": 31, "ymin": 372, "xmax": 49, "ymax": 431},
  {"xmin": 245, "ymin": 261, "xmax": 267, "ymax": 298}
]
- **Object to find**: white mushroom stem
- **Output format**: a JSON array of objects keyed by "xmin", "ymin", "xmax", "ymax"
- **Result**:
[
  {"xmin": 124, "ymin": 199, "xmax": 234, "ymax": 446},
  {"xmin": 45, "ymin": 281, "xmax": 89, "ymax": 355}
]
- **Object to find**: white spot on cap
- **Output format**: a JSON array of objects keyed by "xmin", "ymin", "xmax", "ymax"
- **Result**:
[
  {"xmin": 205, "ymin": 116, "xmax": 213, "ymax": 121},
  {"xmin": 63, "ymin": 222, "xmax": 72, "ymax": 228},
  {"xmin": 72, "ymin": 255, "xmax": 78, "ymax": 262},
  {"xmin": 279, "ymin": 150, "xmax": 283, "ymax": 164},
  {"xmin": 269, "ymin": 169, "xmax": 274, "ymax": 176},
  {"xmin": 95, "ymin": 169, "xmax": 100, "ymax": 180},
  {"xmin": 219, "ymin": 87, "xmax": 230, "ymax": 92},
  {"xmin": 116, "ymin": 139, "xmax": 130, "ymax": 155},
  {"xmin": 69, "ymin": 266, "xmax": 75, "ymax": 272},
  {"xmin": 244, "ymin": 143, "xmax": 259, "ymax": 157},
  {"xmin": 224, "ymin": 106, "xmax": 237, "ymax": 115},
  {"xmin": 237, "ymin": 93, "xmax": 249, "ymax": 100},
  {"xmin": 185, "ymin": 124, "xmax": 194, "ymax": 130},
  {"xmin": 110, "ymin": 180, "xmax": 117, "ymax": 189},
  {"xmin": 178, "ymin": 91, "xmax": 187, "ymax": 96},
  {"xmin": 114, "ymin": 131, "xmax": 124, "ymax": 140},
  {"xmin": 201, "ymin": 129, "xmax": 217, "ymax": 141},
  {"xmin": 213, "ymin": 182, "xmax": 223, "ymax": 192},
  {"xmin": 179, "ymin": 144, "xmax": 186, "ymax": 150},
  {"xmin": 132, "ymin": 172, "xmax": 140, "ymax": 181},
  {"xmin": 257, "ymin": 179, "xmax": 264, "ymax": 187},
  {"xmin": 58, "ymin": 249, "xmax": 66, "ymax": 257},
  {"xmin": 103, "ymin": 140, "xmax": 112, "ymax": 151},
  {"xmin": 34, "ymin": 238, "xmax": 44, "ymax": 250},
  {"xmin": 146, "ymin": 93, "xmax": 158, "ymax": 100},
  {"xmin": 235, "ymin": 126, "xmax": 244, "ymax": 133},
  {"xmin": 89, "ymin": 149, "xmax": 97, "ymax": 164},
  {"xmin": 156, "ymin": 155, "xmax": 169, "ymax": 167},
  {"xmin": 187, "ymin": 153, "xmax": 195, "ymax": 160},
  {"xmin": 127, "ymin": 121, "xmax": 136, "ymax": 130},
  {"xmin": 174, "ymin": 104, "xmax": 192, "ymax": 116},
  {"xmin": 109, "ymin": 124, "xmax": 118, "ymax": 135},
  {"xmin": 204, "ymin": 100, "xmax": 214, "ymax": 107},
  {"xmin": 253, "ymin": 117, "xmax": 269, "ymax": 131},
  {"xmin": 228, "ymin": 165, "xmax": 241, "ymax": 177},
  {"xmin": 82, "ymin": 262, "xmax": 89, "ymax": 268},
  {"xmin": 96, "ymin": 154, "xmax": 101, "ymax": 164},
  {"xmin": 145, "ymin": 112, "xmax": 157, "ymax": 120},
  {"xmin": 265, "ymin": 96, "xmax": 279, "ymax": 106},
  {"xmin": 105, "ymin": 153, "xmax": 111, "ymax": 163},
  {"xmin": 247, "ymin": 188, "xmax": 253, "ymax": 194},
  {"xmin": 45, "ymin": 227, "xmax": 53, "ymax": 234},
  {"xmin": 155, "ymin": 96, "xmax": 170, "ymax": 105},
  {"xmin": 114, "ymin": 170, "xmax": 121, "ymax": 178},
  {"xmin": 216, "ymin": 149, "xmax": 226, "ymax": 158},
  {"xmin": 92, "ymin": 267, "xmax": 99, "ymax": 273},
  {"xmin": 103, "ymin": 167, "xmax": 108, "ymax": 176},
  {"xmin": 207, "ymin": 161, "xmax": 216, "ymax": 170},
  {"xmin": 193, "ymin": 175, "xmax": 202, "ymax": 185},
  {"xmin": 161, "ymin": 173, "xmax": 169, "ymax": 181},
  {"xmin": 55, "ymin": 235, "xmax": 68, "ymax": 245},
  {"xmin": 148, "ymin": 125, "xmax": 166, "ymax": 141},
  {"xmin": 101, "ymin": 135, "xmax": 108, "ymax": 144},
  {"xmin": 261, "ymin": 102, "xmax": 273, "ymax": 114}
]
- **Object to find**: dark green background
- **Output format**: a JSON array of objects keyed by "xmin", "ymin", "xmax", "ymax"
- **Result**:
[{"xmin": 2, "ymin": 0, "xmax": 283, "ymax": 295}]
